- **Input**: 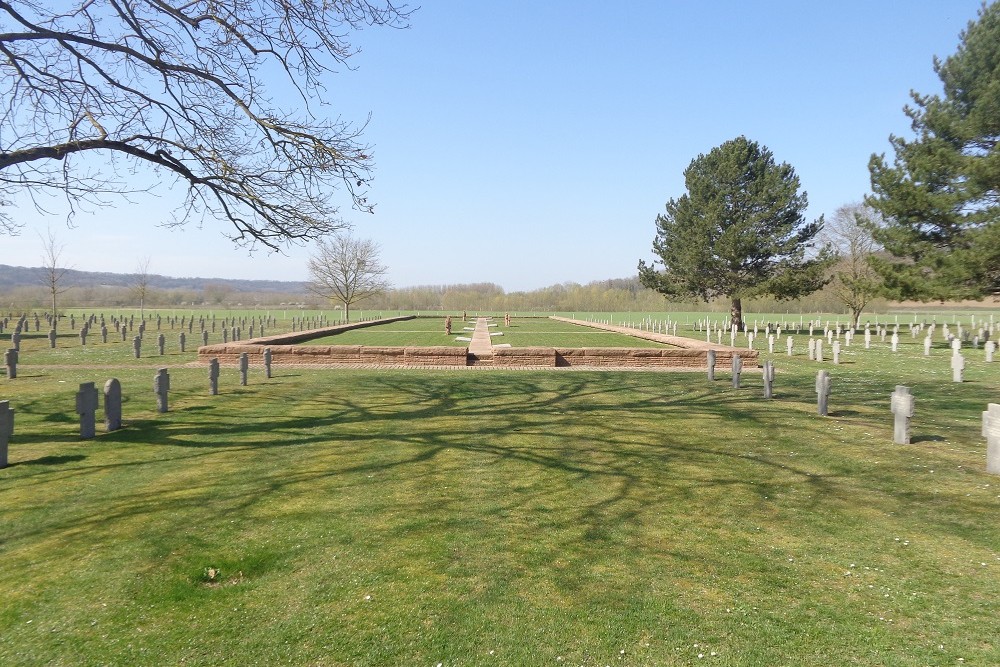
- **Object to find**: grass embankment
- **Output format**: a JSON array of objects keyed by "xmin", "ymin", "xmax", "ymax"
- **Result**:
[{"xmin": 1, "ymin": 321, "xmax": 999, "ymax": 665}]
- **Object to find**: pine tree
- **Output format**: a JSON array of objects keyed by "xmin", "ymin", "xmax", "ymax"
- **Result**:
[
  {"xmin": 638, "ymin": 136, "xmax": 833, "ymax": 330},
  {"xmin": 868, "ymin": 2, "xmax": 1000, "ymax": 300}
]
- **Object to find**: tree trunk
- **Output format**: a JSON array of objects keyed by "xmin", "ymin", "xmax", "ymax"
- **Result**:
[
  {"xmin": 51, "ymin": 290, "xmax": 57, "ymax": 331},
  {"xmin": 851, "ymin": 307, "xmax": 862, "ymax": 331},
  {"xmin": 344, "ymin": 301, "xmax": 350, "ymax": 323},
  {"xmin": 730, "ymin": 297, "xmax": 743, "ymax": 331}
]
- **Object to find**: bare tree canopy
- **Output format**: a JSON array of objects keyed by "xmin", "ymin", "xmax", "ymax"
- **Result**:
[
  {"xmin": 819, "ymin": 202, "xmax": 883, "ymax": 328},
  {"xmin": 0, "ymin": 1, "xmax": 410, "ymax": 246},
  {"xmin": 39, "ymin": 225, "xmax": 70, "ymax": 324},
  {"xmin": 307, "ymin": 232, "xmax": 389, "ymax": 322}
]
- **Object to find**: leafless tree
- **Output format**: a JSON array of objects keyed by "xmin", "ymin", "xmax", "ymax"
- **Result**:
[
  {"xmin": 820, "ymin": 202, "xmax": 884, "ymax": 328},
  {"xmin": 307, "ymin": 233, "xmax": 390, "ymax": 322},
  {"xmin": 0, "ymin": 1, "xmax": 410, "ymax": 246},
  {"xmin": 132, "ymin": 256, "xmax": 151, "ymax": 319},
  {"xmin": 39, "ymin": 226, "xmax": 70, "ymax": 327}
]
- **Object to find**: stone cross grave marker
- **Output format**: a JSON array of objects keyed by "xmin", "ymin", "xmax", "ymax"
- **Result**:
[
  {"xmin": 808, "ymin": 339, "xmax": 815, "ymax": 360},
  {"xmin": 816, "ymin": 370, "xmax": 831, "ymax": 416},
  {"xmin": 202, "ymin": 330, "xmax": 209, "ymax": 346},
  {"xmin": 222, "ymin": 328, "xmax": 228, "ymax": 343},
  {"xmin": 816, "ymin": 339, "xmax": 824, "ymax": 363},
  {"xmin": 864, "ymin": 330, "xmax": 871, "ymax": 349},
  {"xmin": 154, "ymin": 368, "xmax": 170, "ymax": 413},
  {"xmin": 179, "ymin": 332, "xmax": 186, "ymax": 353},
  {"xmin": 987, "ymin": 341, "xmax": 996, "ymax": 363},
  {"xmin": 76, "ymin": 381, "xmax": 98, "ymax": 439},
  {"xmin": 239, "ymin": 353, "xmax": 249, "ymax": 386},
  {"xmin": 891, "ymin": 385, "xmax": 914, "ymax": 445},
  {"xmin": 101, "ymin": 325, "xmax": 108, "ymax": 344},
  {"xmin": 4, "ymin": 348, "xmax": 17, "ymax": 379},
  {"xmin": 786, "ymin": 336, "xmax": 793, "ymax": 356},
  {"xmin": 768, "ymin": 335, "xmax": 774, "ymax": 353},
  {"xmin": 891, "ymin": 333, "xmax": 899, "ymax": 352},
  {"xmin": 133, "ymin": 335, "xmax": 142, "ymax": 358},
  {"xmin": 984, "ymin": 404, "xmax": 1000, "ymax": 475},
  {"xmin": 263, "ymin": 348, "xmax": 273, "ymax": 379},
  {"xmin": 707, "ymin": 349, "xmax": 716, "ymax": 381},
  {"xmin": 11, "ymin": 331, "xmax": 20, "ymax": 351},
  {"xmin": 731, "ymin": 354, "xmax": 742, "ymax": 389},
  {"xmin": 952, "ymin": 339, "xmax": 961, "ymax": 355},
  {"xmin": 47, "ymin": 328, "xmax": 56, "ymax": 348},
  {"xmin": 209, "ymin": 358, "xmax": 220, "ymax": 395},
  {"xmin": 952, "ymin": 353, "xmax": 965, "ymax": 382},
  {"xmin": 104, "ymin": 378, "xmax": 122, "ymax": 431},
  {"xmin": 0, "ymin": 400, "xmax": 12, "ymax": 468},
  {"xmin": 924, "ymin": 337, "xmax": 932, "ymax": 356},
  {"xmin": 763, "ymin": 360, "xmax": 774, "ymax": 399},
  {"xmin": 833, "ymin": 341, "xmax": 841, "ymax": 365},
  {"xmin": 158, "ymin": 333, "xmax": 166, "ymax": 355}
]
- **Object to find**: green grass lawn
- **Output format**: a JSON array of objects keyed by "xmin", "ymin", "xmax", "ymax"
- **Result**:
[
  {"xmin": 499, "ymin": 318, "xmax": 672, "ymax": 348},
  {"xmin": 297, "ymin": 317, "xmax": 673, "ymax": 348},
  {"xmin": 300, "ymin": 317, "xmax": 467, "ymax": 347},
  {"xmin": 2, "ymin": 325, "xmax": 999, "ymax": 665}
]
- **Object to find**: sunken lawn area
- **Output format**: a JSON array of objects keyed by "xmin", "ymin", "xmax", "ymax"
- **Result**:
[{"xmin": 1, "ymin": 317, "xmax": 999, "ymax": 665}]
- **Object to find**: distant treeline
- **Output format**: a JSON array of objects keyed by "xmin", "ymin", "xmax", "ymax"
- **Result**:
[{"xmin": 1, "ymin": 268, "xmax": 895, "ymax": 316}]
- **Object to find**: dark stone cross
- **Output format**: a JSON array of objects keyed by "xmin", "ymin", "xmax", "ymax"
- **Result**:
[
  {"xmin": 0, "ymin": 400, "xmax": 13, "ymax": 468},
  {"xmin": 76, "ymin": 381, "xmax": 98, "ymax": 439},
  {"xmin": 239, "ymin": 353, "xmax": 249, "ymax": 386},
  {"xmin": 4, "ymin": 348, "xmax": 17, "ymax": 379},
  {"xmin": 154, "ymin": 368, "xmax": 170, "ymax": 413},
  {"xmin": 209, "ymin": 358, "xmax": 220, "ymax": 395},
  {"xmin": 104, "ymin": 378, "xmax": 122, "ymax": 432}
]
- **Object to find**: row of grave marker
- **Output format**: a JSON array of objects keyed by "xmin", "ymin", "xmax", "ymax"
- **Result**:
[
  {"xmin": 0, "ymin": 349, "xmax": 274, "ymax": 467},
  {"xmin": 3, "ymin": 367, "xmax": 998, "ymax": 473}
]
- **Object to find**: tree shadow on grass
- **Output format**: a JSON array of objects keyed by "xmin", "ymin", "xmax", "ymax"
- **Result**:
[
  {"xmin": 6, "ymin": 369, "xmax": 998, "ymax": 556},
  {"xmin": 13, "ymin": 454, "xmax": 87, "ymax": 466}
]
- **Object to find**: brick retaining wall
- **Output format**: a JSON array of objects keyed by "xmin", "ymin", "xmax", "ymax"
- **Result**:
[{"xmin": 197, "ymin": 315, "xmax": 758, "ymax": 369}]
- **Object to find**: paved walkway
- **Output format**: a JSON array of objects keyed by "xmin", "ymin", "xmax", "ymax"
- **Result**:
[{"xmin": 468, "ymin": 317, "xmax": 494, "ymax": 356}]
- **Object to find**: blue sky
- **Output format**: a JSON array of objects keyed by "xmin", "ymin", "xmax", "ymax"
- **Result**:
[{"xmin": 0, "ymin": 1, "xmax": 987, "ymax": 291}]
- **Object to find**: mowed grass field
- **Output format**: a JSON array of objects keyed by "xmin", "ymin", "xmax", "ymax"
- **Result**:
[{"xmin": 1, "ymin": 314, "xmax": 999, "ymax": 665}]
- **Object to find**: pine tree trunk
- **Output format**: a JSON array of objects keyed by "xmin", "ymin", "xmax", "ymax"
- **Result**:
[{"xmin": 730, "ymin": 297, "xmax": 743, "ymax": 331}]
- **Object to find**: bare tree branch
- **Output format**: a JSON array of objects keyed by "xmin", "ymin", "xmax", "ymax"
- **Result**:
[{"xmin": 0, "ymin": 1, "xmax": 411, "ymax": 247}]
